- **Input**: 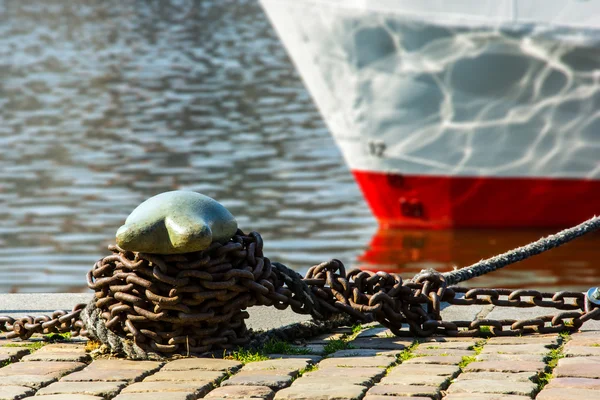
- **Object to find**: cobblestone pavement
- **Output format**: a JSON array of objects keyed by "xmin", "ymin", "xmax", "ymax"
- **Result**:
[{"xmin": 0, "ymin": 325, "xmax": 599, "ymax": 400}]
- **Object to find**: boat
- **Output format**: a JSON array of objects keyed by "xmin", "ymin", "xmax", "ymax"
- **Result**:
[{"xmin": 259, "ymin": 0, "xmax": 600, "ymax": 228}]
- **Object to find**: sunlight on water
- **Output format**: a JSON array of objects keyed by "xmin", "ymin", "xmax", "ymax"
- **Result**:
[
  {"xmin": 0, "ymin": 0, "xmax": 372, "ymax": 292},
  {"xmin": 0, "ymin": 0, "xmax": 598, "ymax": 292}
]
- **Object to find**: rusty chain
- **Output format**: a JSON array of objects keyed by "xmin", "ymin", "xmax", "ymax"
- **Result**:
[
  {"xmin": 302, "ymin": 266, "xmax": 600, "ymax": 337},
  {"xmin": 0, "ymin": 305, "xmax": 87, "ymax": 340},
  {"xmin": 0, "ymin": 230, "xmax": 598, "ymax": 355}
]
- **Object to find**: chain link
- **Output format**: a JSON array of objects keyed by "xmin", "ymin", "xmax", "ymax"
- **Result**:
[
  {"xmin": 0, "ymin": 304, "xmax": 88, "ymax": 340},
  {"xmin": 302, "ymin": 265, "xmax": 600, "ymax": 338},
  {"xmin": 0, "ymin": 232, "xmax": 598, "ymax": 351}
]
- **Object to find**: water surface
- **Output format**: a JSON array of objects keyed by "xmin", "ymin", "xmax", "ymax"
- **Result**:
[{"xmin": 0, "ymin": 0, "xmax": 597, "ymax": 293}]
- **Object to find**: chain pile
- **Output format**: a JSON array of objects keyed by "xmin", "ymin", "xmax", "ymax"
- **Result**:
[
  {"xmin": 1, "ymin": 225, "xmax": 599, "ymax": 357},
  {"xmin": 84, "ymin": 230, "xmax": 332, "ymax": 355}
]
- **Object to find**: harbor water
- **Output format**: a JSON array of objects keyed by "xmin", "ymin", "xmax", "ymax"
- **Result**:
[{"xmin": 0, "ymin": 0, "xmax": 598, "ymax": 293}]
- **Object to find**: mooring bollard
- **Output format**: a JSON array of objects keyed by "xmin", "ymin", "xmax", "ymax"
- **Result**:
[
  {"xmin": 84, "ymin": 190, "xmax": 324, "ymax": 358},
  {"xmin": 2, "ymin": 190, "xmax": 600, "ymax": 360},
  {"xmin": 115, "ymin": 191, "xmax": 238, "ymax": 255}
]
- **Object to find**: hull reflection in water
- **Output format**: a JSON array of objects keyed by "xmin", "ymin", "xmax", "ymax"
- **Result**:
[{"xmin": 358, "ymin": 228, "xmax": 600, "ymax": 291}]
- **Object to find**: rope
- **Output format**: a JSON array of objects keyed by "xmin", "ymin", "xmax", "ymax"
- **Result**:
[
  {"xmin": 443, "ymin": 215, "xmax": 600, "ymax": 286},
  {"xmin": 80, "ymin": 299, "xmax": 156, "ymax": 360}
]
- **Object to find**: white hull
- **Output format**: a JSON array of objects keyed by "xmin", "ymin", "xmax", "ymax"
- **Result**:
[
  {"xmin": 260, "ymin": 0, "xmax": 600, "ymax": 227},
  {"xmin": 261, "ymin": 0, "xmax": 600, "ymax": 179}
]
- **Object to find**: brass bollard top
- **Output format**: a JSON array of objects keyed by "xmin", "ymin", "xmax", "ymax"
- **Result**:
[{"xmin": 115, "ymin": 190, "xmax": 238, "ymax": 254}]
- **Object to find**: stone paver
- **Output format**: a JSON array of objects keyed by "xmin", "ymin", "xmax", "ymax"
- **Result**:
[
  {"xmin": 480, "ymin": 344, "xmax": 550, "ymax": 355},
  {"xmin": 563, "ymin": 332, "xmax": 600, "ymax": 359},
  {"xmin": 0, "ymin": 347, "xmax": 30, "ymax": 360},
  {"xmin": 0, "ymin": 361, "xmax": 85, "ymax": 377},
  {"xmin": 60, "ymin": 359, "xmax": 162, "ymax": 383},
  {"xmin": 162, "ymin": 358, "xmax": 241, "ymax": 371},
  {"xmin": 486, "ymin": 335, "xmax": 558, "ymax": 346},
  {"xmin": 387, "ymin": 364, "xmax": 460, "ymax": 377},
  {"xmin": 412, "ymin": 348, "xmax": 474, "ymax": 357},
  {"xmin": 123, "ymin": 381, "xmax": 213, "ymax": 396},
  {"xmin": 205, "ymin": 385, "xmax": 274, "ymax": 399},
  {"xmin": 565, "ymin": 332, "xmax": 600, "ymax": 345},
  {"xmin": 536, "ymin": 387, "xmax": 600, "ymax": 400},
  {"xmin": 457, "ymin": 371, "xmax": 538, "ymax": 382},
  {"xmin": 34, "ymin": 344, "xmax": 87, "ymax": 353},
  {"xmin": 303, "ymin": 367, "xmax": 386, "ymax": 380},
  {"xmin": 143, "ymin": 369, "xmax": 225, "ymax": 383},
  {"xmin": 419, "ymin": 338, "xmax": 479, "ymax": 347},
  {"xmin": 327, "ymin": 349, "xmax": 397, "ymax": 358},
  {"xmin": 36, "ymin": 381, "xmax": 127, "ymax": 397},
  {"xmin": 113, "ymin": 393, "xmax": 195, "ymax": 400},
  {"xmin": 268, "ymin": 354, "xmax": 323, "ymax": 363},
  {"xmin": 0, "ymin": 374, "xmax": 60, "ymax": 389},
  {"xmin": 317, "ymin": 356, "xmax": 394, "ymax": 369},
  {"xmin": 60, "ymin": 369, "xmax": 147, "ymax": 383},
  {"xmin": 463, "ymin": 360, "xmax": 545, "ymax": 373},
  {"xmin": 443, "ymin": 395, "xmax": 531, "ymax": 400},
  {"xmin": 563, "ymin": 344, "xmax": 600, "ymax": 357},
  {"xmin": 22, "ymin": 352, "xmax": 90, "ymax": 363},
  {"xmin": 30, "ymin": 396, "xmax": 103, "ymax": 400},
  {"xmin": 475, "ymin": 353, "xmax": 544, "ymax": 362},
  {"xmin": 554, "ymin": 356, "xmax": 600, "ymax": 378},
  {"xmin": 241, "ymin": 359, "xmax": 310, "ymax": 372},
  {"xmin": 447, "ymin": 379, "xmax": 536, "ymax": 396},
  {"xmin": 222, "ymin": 370, "xmax": 295, "ymax": 390},
  {"xmin": 417, "ymin": 341, "xmax": 478, "ymax": 350},
  {"xmin": 0, "ymin": 385, "xmax": 35, "ymax": 400},
  {"xmin": 85, "ymin": 360, "xmax": 163, "ymax": 371},
  {"xmin": 403, "ymin": 355, "xmax": 463, "ymax": 365},
  {"xmin": 292, "ymin": 375, "xmax": 373, "ymax": 387},
  {"xmin": 275, "ymin": 384, "xmax": 367, "ymax": 400},
  {"xmin": 363, "ymin": 397, "xmax": 431, "ymax": 400},
  {"xmin": 23, "ymin": 343, "xmax": 89, "ymax": 362},
  {"xmin": 366, "ymin": 384, "xmax": 440, "ymax": 400},
  {"xmin": 546, "ymin": 377, "xmax": 600, "ymax": 389},
  {"xmin": 348, "ymin": 338, "xmax": 411, "ymax": 350},
  {"xmin": 379, "ymin": 373, "xmax": 449, "ymax": 388}
]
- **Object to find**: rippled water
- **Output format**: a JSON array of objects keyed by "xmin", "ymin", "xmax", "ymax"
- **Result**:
[{"xmin": 0, "ymin": 0, "xmax": 598, "ymax": 293}]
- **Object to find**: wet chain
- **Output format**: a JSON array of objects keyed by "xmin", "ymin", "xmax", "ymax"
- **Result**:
[{"xmin": 0, "ymin": 232, "xmax": 599, "ymax": 349}]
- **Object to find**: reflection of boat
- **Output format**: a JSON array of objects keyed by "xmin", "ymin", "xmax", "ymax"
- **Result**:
[
  {"xmin": 260, "ymin": 0, "xmax": 600, "ymax": 228},
  {"xmin": 358, "ymin": 227, "xmax": 600, "ymax": 289}
]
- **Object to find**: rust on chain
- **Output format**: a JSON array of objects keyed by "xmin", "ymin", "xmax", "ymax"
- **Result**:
[
  {"xmin": 0, "ymin": 230, "xmax": 599, "ymax": 354},
  {"xmin": 0, "ymin": 304, "xmax": 86, "ymax": 340}
]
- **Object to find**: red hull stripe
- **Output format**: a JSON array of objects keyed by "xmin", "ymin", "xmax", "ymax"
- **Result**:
[{"xmin": 352, "ymin": 170, "xmax": 600, "ymax": 228}]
